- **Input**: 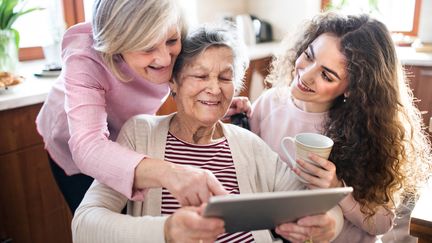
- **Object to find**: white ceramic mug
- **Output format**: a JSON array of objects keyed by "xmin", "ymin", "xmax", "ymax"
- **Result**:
[{"xmin": 281, "ymin": 133, "xmax": 334, "ymax": 182}]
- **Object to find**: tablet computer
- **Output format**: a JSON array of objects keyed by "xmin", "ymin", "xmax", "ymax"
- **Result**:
[{"xmin": 203, "ymin": 187, "xmax": 352, "ymax": 233}]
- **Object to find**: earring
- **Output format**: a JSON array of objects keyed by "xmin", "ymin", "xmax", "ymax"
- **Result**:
[
  {"xmin": 343, "ymin": 96, "xmax": 347, "ymax": 103},
  {"xmin": 171, "ymin": 91, "xmax": 176, "ymax": 97}
]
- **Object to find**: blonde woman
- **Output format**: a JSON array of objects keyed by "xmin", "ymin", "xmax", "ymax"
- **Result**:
[{"xmin": 36, "ymin": 0, "xmax": 247, "ymax": 213}]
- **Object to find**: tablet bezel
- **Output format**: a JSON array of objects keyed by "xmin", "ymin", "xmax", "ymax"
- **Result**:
[{"xmin": 203, "ymin": 187, "xmax": 353, "ymax": 233}]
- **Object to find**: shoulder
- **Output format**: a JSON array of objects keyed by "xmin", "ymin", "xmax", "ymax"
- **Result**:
[
  {"xmin": 62, "ymin": 22, "xmax": 100, "ymax": 63},
  {"xmin": 123, "ymin": 114, "xmax": 173, "ymax": 133},
  {"xmin": 222, "ymin": 123, "xmax": 275, "ymax": 152},
  {"xmin": 252, "ymin": 87, "xmax": 291, "ymax": 113}
]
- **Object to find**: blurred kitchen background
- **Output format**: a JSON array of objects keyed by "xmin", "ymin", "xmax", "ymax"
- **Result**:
[{"xmin": 13, "ymin": 0, "xmax": 432, "ymax": 101}]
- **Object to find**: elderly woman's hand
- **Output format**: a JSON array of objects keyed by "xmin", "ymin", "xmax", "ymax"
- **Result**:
[
  {"xmin": 134, "ymin": 158, "xmax": 228, "ymax": 206},
  {"xmin": 164, "ymin": 204, "xmax": 225, "ymax": 243},
  {"xmin": 292, "ymin": 153, "xmax": 343, "ymax": 189},
  {"xmin": 275, "ymin": 211, "xmax": 337, "ymax": 243}
]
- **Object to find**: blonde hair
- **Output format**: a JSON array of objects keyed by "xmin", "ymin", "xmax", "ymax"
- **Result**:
[{"xmin": 91, "ymin": 0, "xmax": 187, "ymax": 81}]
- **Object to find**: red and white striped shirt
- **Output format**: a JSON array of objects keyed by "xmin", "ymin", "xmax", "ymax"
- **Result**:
[{"xmin": 162, "ymin": 132, "xmax": 254, "ymax": 243}]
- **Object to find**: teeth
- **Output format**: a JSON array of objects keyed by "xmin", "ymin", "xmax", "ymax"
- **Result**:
[
  {"xmin": 200, "ymin": 101, "xmax": 219, "ymax": 105},
  {"xmin": 298, "ymin": 79, "xmax": 314, "ymax": 92}
]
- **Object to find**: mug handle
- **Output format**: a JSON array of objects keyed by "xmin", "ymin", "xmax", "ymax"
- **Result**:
[{"xmin": 280, "ymin": 137, "xmax": 296, "ymax": 168}]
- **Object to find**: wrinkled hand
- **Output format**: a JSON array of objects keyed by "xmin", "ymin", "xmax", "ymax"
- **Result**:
[
  {"xmin": 164, "ymin": 204, "xmax": 225, "ymax": 243},
  {"xmin": 292, "ymin": 153, "xmax": 343, "ymax": 189},
  {"xmin": 275, "ymin": 212, "xmax": 336, "ymax": 243},
  {"xmin": 134, "ymin": 158, "xmax": 228, "ymax": 206},
  {"xmin": 163, "ymin": 163, "xmax": 228, "ymax": 206},
  {"xmin": 225, "ymin": 96, "xmax": 251, "ymax": 118}
]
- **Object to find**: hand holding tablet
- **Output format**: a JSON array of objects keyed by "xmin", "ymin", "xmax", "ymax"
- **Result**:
[{"xmin": 203, "ymin": 187, "xmax": 352, "ymax": 233}]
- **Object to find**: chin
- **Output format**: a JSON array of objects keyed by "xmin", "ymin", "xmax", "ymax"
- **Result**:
[
  {"xmin": 198, "ymin": 117, "xmax": 220, "ymax": 126},
  {"xmin": 149, "ymin": 75, "xmax": 170, "ymax": 84}
]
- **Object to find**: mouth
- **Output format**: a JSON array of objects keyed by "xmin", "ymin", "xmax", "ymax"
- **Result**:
[
  {"xmin": 297, "ymin": 75, "xmax": 315, "ymax": 93},
  {"xmin": 198, "ymin": 100, "xmax": 221, "ymax": 106},
  {"xmin": 148, "ymin": 65, "xmax": 170, "ymax": 72}
]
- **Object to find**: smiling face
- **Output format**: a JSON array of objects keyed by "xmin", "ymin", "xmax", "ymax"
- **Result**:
[
  {"xmin": 290, "ymin": 33, "xmax": 349, "ymax": 112},
  {"xmin": 121, "ymin": 26, "xmax": 181, "ymax": 84},
  {"xmin": 171, "ymin": 46, "xmax": 235, "ymax": 127}
]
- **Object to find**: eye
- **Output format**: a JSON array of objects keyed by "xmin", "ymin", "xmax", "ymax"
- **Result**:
[
  {"xmin": 303, "ymin": 51, "xmax": 312, "ymax": 60},
  {"xmin": 193, "ymin": 75, "xmax": 207, "ymax": 80},
  {"xmin": 141, "ymin": 47, "xmax": 156, "ymax": 54},
  {"xmin": 219, "ymin": 76, "xmax": 233, "ymax": 82},
  {"xmin": 167, "ymin": 38, "xmax": 179, "ymax": 46},
  {"xmin": 321, "ymin": 71, "xmax": 333, "ymax": 82}
]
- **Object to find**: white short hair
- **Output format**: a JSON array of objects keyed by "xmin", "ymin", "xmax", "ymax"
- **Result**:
[{"xmin": 91, "ymin": 0, "xmax": 187, "ymax": 81}]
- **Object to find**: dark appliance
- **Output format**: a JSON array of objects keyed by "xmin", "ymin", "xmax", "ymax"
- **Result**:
[{"xmin": 251, "ymin": 15, "xmax": 273, "ymax": 43}]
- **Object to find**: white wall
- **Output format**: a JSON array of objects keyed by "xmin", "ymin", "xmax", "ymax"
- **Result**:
[
  {"xmin": 418, "ymin": 0, "xmax": 432, "ymax": 43},
  {"xmin": 191, "ymin": 0, "xmax": 321, "ymax": 41},
  {"xmin": 195, "ymin": 0, "xmax": 247, "ymax": 23},
  {"xmin": 246, "ymin": 0, "xmax": 321, "ymax": 40}
]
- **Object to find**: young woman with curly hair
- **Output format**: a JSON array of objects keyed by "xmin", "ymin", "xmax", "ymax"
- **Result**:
[{"xmin": 250, "ymin": 12, "xmax": 432, "ymax": 242}]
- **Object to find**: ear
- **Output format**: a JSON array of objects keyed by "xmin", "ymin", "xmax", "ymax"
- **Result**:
[
  {"xmin": 169, "ymin": 78, "xmax": 178, "ymax": 93},
  {"xmin": 344, "ymin": 91, "xmax": 350, "ymax": 98}
]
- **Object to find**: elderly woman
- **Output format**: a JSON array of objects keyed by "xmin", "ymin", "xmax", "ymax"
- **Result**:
[{"xmin": 72, "ymin": 24, "xmax": 343, "ymax": 243}]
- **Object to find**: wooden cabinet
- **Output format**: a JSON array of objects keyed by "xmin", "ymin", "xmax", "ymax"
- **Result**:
[
  {"xmin": 239, "ymin": 56, "xmax": 272, "ymax": 98},
  {"xmin": 0, "ymin": 104, "xmax": 72, "ymax": 243},
  {"xmin": 405, "ymin": 65, "xmax": 432, "ymax": 138}
]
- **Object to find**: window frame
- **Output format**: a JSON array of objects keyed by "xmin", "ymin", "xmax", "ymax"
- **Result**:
[
  {"xmin": 18, "ymin": 0, "xmax": 85, "ymax": 61},
  {"xmin": 320, "ymin": 0, "xmax": 421, "ymax": 36}
]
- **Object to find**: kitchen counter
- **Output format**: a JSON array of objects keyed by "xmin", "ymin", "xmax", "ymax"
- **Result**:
[
  {"xmin": 1, "ymin": 45, "xmax": 432, "ymax": 112},
  {"xmin": 0, "ymin": 60, "xmax": 56, "ymax": 111},
  {"xmin": 397, "ymin": 47, "xmax": 432, "ymax": 66}
]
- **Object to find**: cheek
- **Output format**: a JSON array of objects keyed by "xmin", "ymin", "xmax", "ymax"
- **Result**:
[
  {"xmin": 222, "ymin": 85, "xmax": 235, "ymax": 103},
  {"xmin": 318, "ymin": 83, "xmax": 346, "ymax": 97},
  {"xmin": 170, "ymin": 43, "xmax": 182, "ymax": 56}
]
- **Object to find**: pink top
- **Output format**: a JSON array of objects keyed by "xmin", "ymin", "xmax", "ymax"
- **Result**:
[
  {"xmin": 36, "ymin": 22, "xmax": 170, "ymax": 200},
  {"xmin": 250, "ymin": 87, "xmax": 395, "ymax": 242}
]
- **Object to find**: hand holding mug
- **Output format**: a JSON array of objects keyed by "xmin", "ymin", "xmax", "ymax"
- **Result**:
[
  {"xmin": 295, "ymin": 153, "xmax": 343, "ymax": 189},
  {"xmin": 280, "ymin": 133, "xmax": 341, "ymax": 188}
]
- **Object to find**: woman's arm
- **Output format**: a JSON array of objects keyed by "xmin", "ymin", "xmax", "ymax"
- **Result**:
[
  {"xmin": 72, "ymin": 181, "xmax": 167, "ymax": 243},
  {"xmin": 338, "ymin": 193, "xmax": 395, "ymax": 235},
  {"xmin": 248, "ymin": 134, "xmax": 343, "ymax": 242},
  {"xmin": 117, "ymin": 116, "xmax": 227, "ymax": 205},
  {"xmin": 294, "ymin": 155, "xmax": 395, "ymax": 235},
  {"xmin": 72, "ymin": 181, "xmax": 225, "ymax": 242},
  {"xmin": 64, "ymin": 55, "xmax": 145, "ymax": 200}
]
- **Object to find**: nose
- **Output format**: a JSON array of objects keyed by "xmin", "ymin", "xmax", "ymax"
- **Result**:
[
  {"xmin": 206, "ymin": 77, "xmax": 221, "ymax": 95},
  {"xmin": 153, "ymin": 45, "xmax": 171, "ymax": 66},
  {"xmin": 300, "ymin": 64, "xmax": 316, "ymax": 85}
]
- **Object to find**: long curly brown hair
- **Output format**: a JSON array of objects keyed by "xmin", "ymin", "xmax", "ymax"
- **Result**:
[{"xmin": 267, "ymin": 12, "xmax": 432, "ymax": 219}]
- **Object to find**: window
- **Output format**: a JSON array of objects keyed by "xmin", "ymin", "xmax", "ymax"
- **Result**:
[
  {"xmin": 15, "ymin": 0, "xmax": 85, "ymax": 61},
  {"xmin": 321, "ymin": 0, "xmax": 421, "ymax": 36}
]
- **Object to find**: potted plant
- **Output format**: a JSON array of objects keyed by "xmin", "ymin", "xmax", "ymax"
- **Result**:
[{"xmin": 0, "ymin": 0, "xmax": 42, "ymax": 73}]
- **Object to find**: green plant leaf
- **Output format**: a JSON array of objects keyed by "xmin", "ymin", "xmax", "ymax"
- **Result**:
[
  {"xmin": 11, "ymin": 28, "xmax": 19, "ymax": 49},
  {"xmin": 0, "ymin": 0, "xmax": 9, "ymax": 28},
  {"xmin": 1, "ymin": 0, "xmax": 19, "ymax": 29},
  {"xmin": 6, "ymin": 7, "xmax": 44, "ymax": 29}
]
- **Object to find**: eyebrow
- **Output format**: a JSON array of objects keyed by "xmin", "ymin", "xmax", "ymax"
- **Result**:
[
  {"xmin": 309, "ymin": 45, "xmax": 342, "ymax": 81},
  {"xmin": 190, "ymin": 63, "xmax": 234, "ymax": 72}
]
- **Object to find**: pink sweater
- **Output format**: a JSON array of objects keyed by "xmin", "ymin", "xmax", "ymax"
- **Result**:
[
  {"xmin": 36, "ymin": 22, "xmax": 170, "ymax": 200},
  {"xmin": 250, "ymin": 87, "xmax": 395, "ymax": 242}
]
